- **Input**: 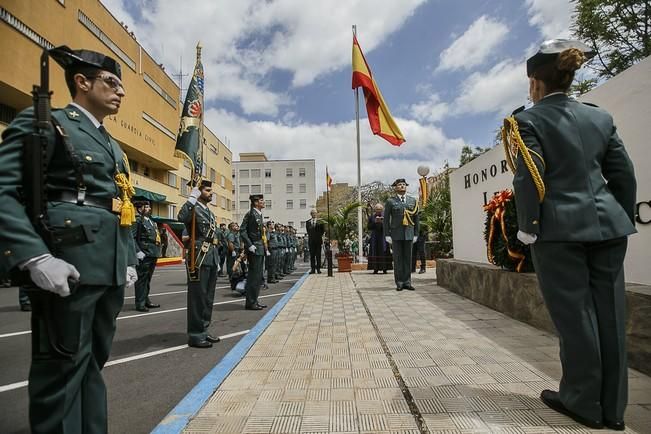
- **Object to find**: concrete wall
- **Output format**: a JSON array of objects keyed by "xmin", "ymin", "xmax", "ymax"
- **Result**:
[{"xmin": 450, "ymin": 56, "xmax": 651, "ymax": 284}]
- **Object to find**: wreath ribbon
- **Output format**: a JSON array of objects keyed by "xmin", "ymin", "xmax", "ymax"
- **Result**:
[{"xmin": 483, "ymin": 189, "xmax": 526, "ymax": 272}]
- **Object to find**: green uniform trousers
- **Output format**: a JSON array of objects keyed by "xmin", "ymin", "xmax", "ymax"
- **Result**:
[
  {"xmin": 27, "ymin": 285, "xmax": 124, "ymax": 434},
  {"xmin": 226, "ymin": 254, "xmax": 236, "ymax": 279},
  {"xmin": 186, "ymin": 264, "xmax": 218, "ymax": 344},
  {"xmin": 266, "ymin": 253, "xmax": 275, "ymax": 282},
  {"xmin": 531, "ymin": 237, "xmax": 628, "ymax": 423},
  {"xmin": 391, "ymin": 240, "xmax": 413, "ymax": 289},
  {"xmin": 134, "ymin": 256, "xmax": 157, "ymax": 308},
  {"xmin": 245, "ymin": 254, "xmax": 264, "ymax": 307}
]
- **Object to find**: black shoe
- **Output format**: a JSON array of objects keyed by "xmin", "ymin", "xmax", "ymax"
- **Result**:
[
  {"xmin": 206, "ymin": 335, "xmax": 221, "ymax": 343},
  {"xmin": 136, "ymin": 306, "xmax": 150, "ymax": 312},
  {"xmin": 383, "ymin": 270, "xmax": 387, "ymax": 274},
  {"xmin": 317, "ymin": 270, "xmax": 321, "ymax": 274},
  {"xmin": 145, "ymin": 302, "xmax": 160, "ymax": 308},
  {"xmin": 405, "ymin": 285, "xmax": 415, "ymax": 290},
  {"xmin": 256, "ymin": 303, "xmax": 267, "ymax": 308},
  {"xmin": 396, "ymin": 286, "xmax": 403, "ymax": 291},
  {"xmin": 270, "ymin": 280, "xmax": 279, "ymax": 283},
  {"xmin": 604, "ymin": 420, "xmax": 625, "ymax": 431},
  {"xmin": 540, "ymin": 390, "xmax": 603, "ymax": 429},
  {"xmin": 20, "ymin": 304, "xmax": 31, "ymax": 312},
  {"xmin": 188, "ymin": 340, "xmax": 212, "ymax": 348},
  {"xmin": 418, "ymin": 268, "xmax": 426, "ymax": 274},
  {"xmin": 373, "ymin": 270, "xmax": 378, "ymax": 274},
  {"xmin": 309, "ymin": 270, "xmax": 315, "ymax": 274},
  {"xmin": 245, "ymin": 304, "xmax": 263, "ymax": 310}
]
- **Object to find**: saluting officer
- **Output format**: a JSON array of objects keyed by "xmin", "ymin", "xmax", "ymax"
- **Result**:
[
  {"xmin": 384, "ymin": 178, "xmax": 420, "ymax": 291},
  {"xmin": 240, "ymin": 194, "xmax": 267, "ymax": 310},
  {"xmin": 510, "ymin": 40, "xmax": 636, "ymax": 431},
  {"xmin": 132, "ymin": 200, "xmax": 162, "ymax": 312},
  {"xmin": 0, "ymin": 46, "xmax": 138, "ymax": 432},
  {"xmin": 178, "ymin": 180, "xmax": 221, "ymax": 348}
]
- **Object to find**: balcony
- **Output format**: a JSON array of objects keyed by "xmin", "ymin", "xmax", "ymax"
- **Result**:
[{"xmin": 131, "ymin": 173, "xmax": 180, "ymax": 204}]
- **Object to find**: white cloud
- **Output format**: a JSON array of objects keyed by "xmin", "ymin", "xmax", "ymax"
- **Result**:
[
  {"xmin": 205, "ymin": 109, "xmax": 468, "ymax": 194},
  {"xmin": 453, "ymin": 59, "xmax": 528, "ymax": 116},
  {"xmin": 525, "ymin": 0, "xmax": 573, "ymax": 40},
  {"xmin": 101, "ymin": 0, "xmax": 427, "ymax": 115},
  {"xmin": 437, "ymin": 16, "xmax": 509, "ymax": 72},
  {"xmin": 408, "ymin": 94, "xmax": 449, "ymax": 123}
]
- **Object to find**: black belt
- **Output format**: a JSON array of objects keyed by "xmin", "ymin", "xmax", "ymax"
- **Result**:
[{"xmin": 49, "ymin": 191, "xmax": 117, "ymax": 212}]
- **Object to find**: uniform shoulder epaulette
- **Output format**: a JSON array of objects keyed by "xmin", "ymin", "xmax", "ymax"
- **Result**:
[
  {"xmin": 511, "ymin": 105, "xmax": 525, "ymax": 115},
  {"xmin": 581, "ymin": 101, "xmax": 599, "ymax": 107}
]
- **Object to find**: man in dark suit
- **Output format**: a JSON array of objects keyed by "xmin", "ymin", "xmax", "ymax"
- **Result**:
[
  {"xmin": 0, "ymin": 46, "xmax": 137, "ymax": 432},
  {"xmin": 305, "ymin": 209, "xmax": 325, "ymax": 274},
  {"xmin": 384, "ymin": 179, "xmax": 419, "ymax": 291},
  {"xmin": 511, "ymin": 39, "xmax": 637, "ymax": 431},
  {"xmin": 240, "ymin": 194, "xmax": 267, "ymax": 310}
]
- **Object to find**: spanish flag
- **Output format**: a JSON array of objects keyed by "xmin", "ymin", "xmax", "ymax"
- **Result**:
[
  {"xmin": 352, "ymin": 35, "xmax": 405, "ymax": 146},
  {"xmin": 326, "ymin": 166, "xmax": 333, "ymax": 191}
]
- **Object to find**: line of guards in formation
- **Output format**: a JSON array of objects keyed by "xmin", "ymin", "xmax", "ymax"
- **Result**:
[{"xmin": 132, "ymin": 183, "xmax": 300, "ymax": 348}]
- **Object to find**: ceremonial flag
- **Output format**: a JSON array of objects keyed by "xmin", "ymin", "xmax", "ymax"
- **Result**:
[
  {"xmin": 352, "ymin": 35, "xmax": 405, "ymax": 146},
  {"xmin": 175, "ymin": 43, "xmax": 205, "ymax": 183},
  {"xmin": 326, "ymin": 166, "xmax": 333, "ymax": 191}
]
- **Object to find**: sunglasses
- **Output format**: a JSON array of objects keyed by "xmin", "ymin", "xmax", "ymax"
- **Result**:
[{"xmin": 88, "ymin": 75, "xmax": 125, "ymax": 92}]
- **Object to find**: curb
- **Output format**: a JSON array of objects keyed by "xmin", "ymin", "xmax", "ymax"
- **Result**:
[{"xmin": 151, "ymin": 271, "xmax": 310, "ymax": 434}]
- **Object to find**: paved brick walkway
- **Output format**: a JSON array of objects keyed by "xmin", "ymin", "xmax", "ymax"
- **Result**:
[{"xmin": 184, "ymin": 272, "xmax": 651, "ymax": 433}]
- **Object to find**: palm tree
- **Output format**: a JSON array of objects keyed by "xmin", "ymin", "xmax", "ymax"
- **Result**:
[{"xmin": 322, "ymin": 201, "xmax": 361, "ymax": 256}]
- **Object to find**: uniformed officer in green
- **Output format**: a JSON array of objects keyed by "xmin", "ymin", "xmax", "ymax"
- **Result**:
[
  {"xmin": 274, "ymin": 223, "xmax": 285, "ymax": 280},
  {"xmin": 132, "ymin": 200, "xmax": 162, "ymax": 312},
  {"xmin": 265, "ymin": 221, "xmax": 279, "ymax": 284},
  {"xmin": 0, "ymin": 46, "xmax": 138, "ymax": 433},
  {"xmin": 509, "ymin": 40, "xmax": 636, "ymax": 431},
  {"xmin": 225, "ymin": 221, "xmax": 241, "ymax": 279},
  {"xmin": 178, "ymin": 180, "xmax": 221, "ymax": 348},
  {"xmin": 217, "ymin": 223, "xmax": 227, "ymax": 277},
  {"xmin": 240, "ymin": 194, "xmax": 267, "ymax": 310},
  {"xmin": 384, "ymin": 179, "xmax": 420, "ymax": 291}
]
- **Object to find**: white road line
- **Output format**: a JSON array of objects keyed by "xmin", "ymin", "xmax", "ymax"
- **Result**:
[
  {"xmin": 124, "ymin": 278, "xmax": 300, "ymax": 300},
  {"xmin": 0, "ymin": 292, "xmax": 288, "ymax": 339},
  {"xmin": 0, "ymin": 330, "xmax": 250, "ymax": 393}
]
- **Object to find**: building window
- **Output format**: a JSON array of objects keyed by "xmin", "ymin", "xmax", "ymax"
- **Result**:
[
  {"xmin": 180, "ymin": 178, "xmax": 190, "ymax": 196},
  {"xmin": 221, "ymin": 197, "xmax": 227, "ymax": 208},
  {"xmin": 300, "ymin": 199, "xmax": 307, "ymax": 209},
  {"xmin": 239, "ymin": 185, "xmax": 249, "ymax": 194},
  {"xmin": 286, "ymin": 184, "xmax": 293, "ymax": 194},
  {"xmin": 143, "ymin": 74, "xmax": 177, "ymax": 109},
  {"xmin": 265, "ymin": 200, "xmax": 272, "ymax": 209},
  {"xmin": 220, "ymin": 175, "xmax": 226, "ymax": 188},
  {"xmin": 210, "ymin": 168, "xmax": 216, "ymax": 182},
  {"xmin": 168, "ymin": 205, "xmax": 177, "ymax": 219},
  {"xmin": 286, "ymin": 200, "xmax": 293, "ymax": 209},
  {"xmin": 183, "ymin": 160, "xmax": 191, "ymax": 169},
  {"xmin": 167, "ymin": 172, "xmax": 177, "ymax": 187},
  {"xmin": 239, "ymin": 169, "xmax": 249, "ymax": 178},
  {"xmin": 288, "ymin": 221, "xmax": 294, "ymax": 228},
  {"xmin": 202, "ymin": 163, "xmax": 207, "ymax": 177},
  {"xmin": 143, "ymin": 166, "xmax": 150, "ymax": 177},
  {"xmin": 240, "ymin": 201, "xmax": 249, "ymax": 210},
  {"xmin": 211, "ymin": 193, "xmax": 218, "ymax": 206},
  {"xmin": 265, "ymin": 169, "xmax": 272, "ymax": 178},
  {"xmin": 226, "ymin": 199, "xmax": 231, "ymax": 210},
  {"xmin": 286, "ymin": 168, "xmax": 293, "ymax": 177},
  {"xmin": 299, "ymin": 183, "xmax": 306, "ymax": 193},
  {"xmin": 264, "ymin": 184, "xmax": 272, "ymax": 194},
  {"xmin": 78, "ymin": 10, "xmax": 136, "ymax": 70},
  {"xmin": 300, "ymin": 221, "xmax": 306, "ymax": 229},
  {"xmin": 299, "ymin": 168, "xmax": 306, "ymax": 177},
  {"xmin": 129, "ymin": 160, "xmax": 139, "ymax": 173},
  {"xmin": 224, "ymin": 156, "xmax": 230, "ymax": 164},
  {"xmin": 0, "ymin": 103, "xmax": 17, "ymax": 124},
  {"xmin": 251, "ymin": 184, "xmax": 261, "ymax": 194},
  {"xmin": 251, "ymin": 169, "xmax": 261, "ymax": 178}
]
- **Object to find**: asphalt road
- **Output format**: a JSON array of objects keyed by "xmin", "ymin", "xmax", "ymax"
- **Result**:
[{"xmin": 0, "ymin": 261, "xmax": 310, "ymax": 433}]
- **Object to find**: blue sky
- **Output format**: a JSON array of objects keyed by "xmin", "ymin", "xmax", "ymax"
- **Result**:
[{"xmin": 103, "ymin": 0, "xmax": 574, "ymax": 192}]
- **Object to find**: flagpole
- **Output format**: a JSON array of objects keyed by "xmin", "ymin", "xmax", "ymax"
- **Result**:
[
  {"xmin": 352, "ymin": 25, "xmax": 363, "ymax": 263},
  {"xmin": 326, "ymin": 167, "xmax": 333, "ymax": 277}
]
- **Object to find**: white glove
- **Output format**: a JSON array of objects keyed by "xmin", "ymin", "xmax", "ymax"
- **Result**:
[
  {"xmin": 248, "ymin": 245, "xmax": 257, "ymax": 253},
  {"xmin": 136, "ymin": 251, "xmax": 146, "ymax": 260},
  {"xmin": 126, "ymin": 266, "xmax": 138, "ymax": 287},
  {"xmin": 25, "ymin": 254, "xmax": 80, "ymax": 297},
  {"xmin": 266, "ymin": 250, "xmax": 271, "ymax": 256},
  {"xmin": 517, "ymin": 230, "xmax": 537, "ymax": 245},
  {"xmin": 385, "ymin": 236, "xmax": 392, "ymax": 244},
  {"xmin": 285, "ymin": 248, "xmax": 288, "ymax": 253},
  {"xmin": 188, "ymin": 187, "xmax": 201, "ymax": 205},
  {"xmin": 231, "ymin": 251, "xmax": 237, "ymax": 257},
  {"xmin": 413, "ymin": 236, "xmax": 418, "ymax": 243}
]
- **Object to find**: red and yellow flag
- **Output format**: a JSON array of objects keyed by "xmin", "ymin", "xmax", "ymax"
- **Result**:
[
  {"xmin": 352, "ymin": 35, "xmax": 405, "ymax": 146},
  {"xmin": 326, "ymin": 166, "xmax": 333, "ymax": 191}
]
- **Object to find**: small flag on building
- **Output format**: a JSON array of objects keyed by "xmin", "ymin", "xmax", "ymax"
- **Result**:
[
  {"xmin": 326, "ymin": 166, "xmax": 333, "ymax": 191},
  {"xmin": 175, "ymin": 43, "xmax": 205, "ymax": 184},
  {"xmin": 352, "ymin": 35, "xmax": 405, "ymax": 146}
]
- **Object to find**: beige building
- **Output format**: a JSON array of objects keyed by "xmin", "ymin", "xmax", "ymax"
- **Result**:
[{"xmin": 0, "ymin": 0, "xmax": 232, "ymax": 225}]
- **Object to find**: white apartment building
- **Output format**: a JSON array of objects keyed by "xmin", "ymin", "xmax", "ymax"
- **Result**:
[{"xmin": 232, "ymin": 153, "xmax": 316, "ymax": 236}]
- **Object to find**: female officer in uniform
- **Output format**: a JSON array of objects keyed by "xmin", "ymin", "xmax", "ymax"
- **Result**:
[{"xmin": 510, "ymin": 40, "xmax": 637, "ymax": 430}]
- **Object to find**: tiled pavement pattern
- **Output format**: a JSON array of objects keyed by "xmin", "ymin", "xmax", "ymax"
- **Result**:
[{"xmin": 185, "ymin": 272, "xmax": 651, "ymax": 434}]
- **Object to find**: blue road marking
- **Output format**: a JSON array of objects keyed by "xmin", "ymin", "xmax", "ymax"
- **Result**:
[{"xmin": 152, "ymin": 271, "xmax": 310, "ymax": 434}]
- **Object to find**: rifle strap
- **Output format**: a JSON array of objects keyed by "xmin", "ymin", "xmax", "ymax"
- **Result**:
[{"xmin": 50, "ymin": 116, "xmax": 90, "ymax": 204}]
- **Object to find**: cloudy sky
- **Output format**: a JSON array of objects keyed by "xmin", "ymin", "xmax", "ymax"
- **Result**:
[{"xmin": 101, "ymin": 0, "xmax": 574, "ymax": 193}]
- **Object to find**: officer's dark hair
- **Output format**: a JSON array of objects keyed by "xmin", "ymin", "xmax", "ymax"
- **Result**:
[
  {"xmin": 532, "ymin": 48, "xmax": 586, "ymax": 93},
  {"xmin": 65, "ymin": 65, "xmax": 101, "ymax": 98},
  {"xmin": 228, "ymin": 222, "xmax": 237, "ymax": 230}
]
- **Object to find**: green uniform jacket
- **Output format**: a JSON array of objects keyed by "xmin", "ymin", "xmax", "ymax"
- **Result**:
[
  {"xmin": 178, "ymin": 201, "xmax": 219, "ymax": 267},
  {"xmin": 0, "ymin": 106, "xmax": 137, "ymax": 285},
  {"xmin": 226, "ymin": 230, "xmax": 241, "ymax": 252},
  {"xmin": 132, "ymin": 215, "xmax": 162, "ymax": 258},
  {"xmin": 513, "ymin": 94, "xmax": 637, "ymax": 241},
  {"xmin": 240, "ymin": 209, "xmax": 264, "ymax": 256},
  {"xmin": 383, "ymin": 195, "xmax": 420, "ymax": 240},
  {"xmin": 268, "ymin": 231, "xmax": 279, "ymax": 249}
]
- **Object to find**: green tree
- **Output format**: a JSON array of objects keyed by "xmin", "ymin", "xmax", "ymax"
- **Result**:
[
  {"xmin": 572, "ymin": 0, "xmax": 651, "ymax": 78},
  {"xmin": 323, "ymin": 201, "xmax": 361, "ymax": 255},
  {"xmin": 421, "ymin": 167, "xmax": 453, "ymax": 257},
  {"xmin": 459, "ymin": 145, "xmax": 490, "ymax": 167}
]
